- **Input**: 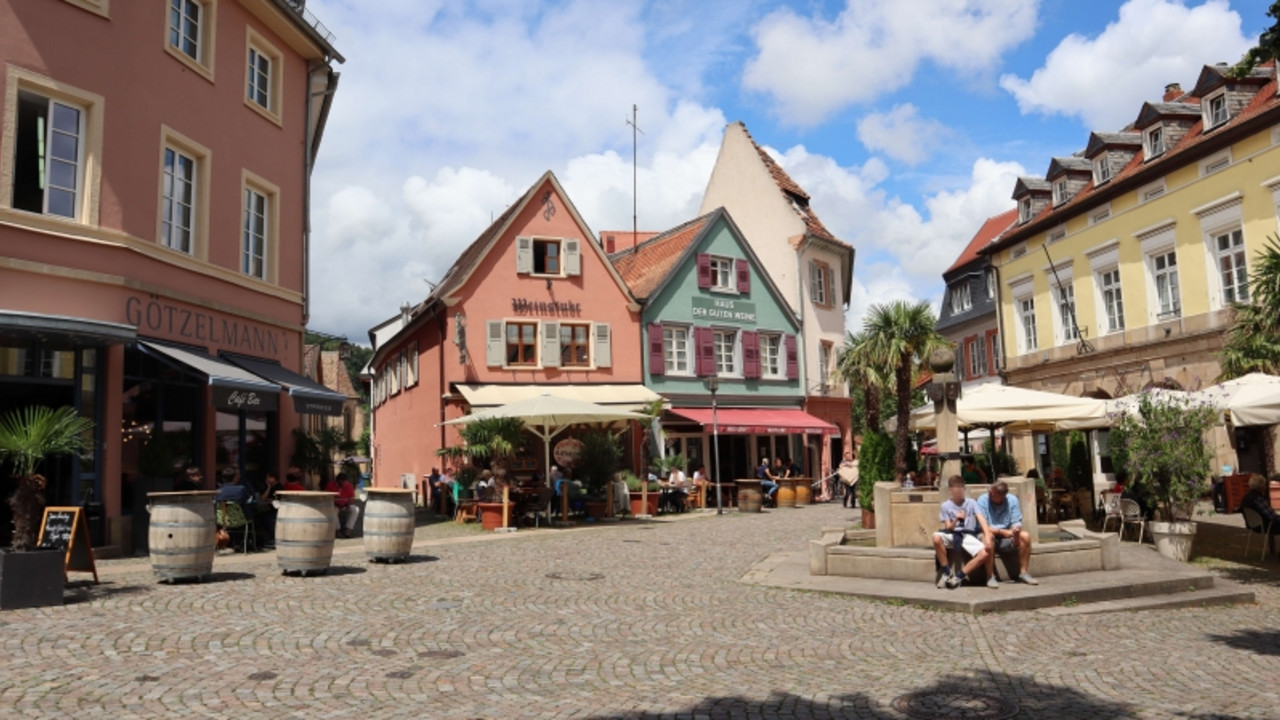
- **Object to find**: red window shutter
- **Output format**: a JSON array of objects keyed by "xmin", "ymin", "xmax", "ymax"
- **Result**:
[
  {"xmin": 736, "ymin": 259, "xmax": 750, "ymax": 294},
  {"xmin": 785, "ymin": 334, "xmax": 798, "ymax": 380},
  {"xmin": 741, "ymin": 330, "xmax": 760, "ymax": 378},
  {"xmin": 696, "ymin": 253, "xmax": 711, "ymax": 289},
  {"xmin": 696, "ymin": 327, "xmax": 715, "ymax": 376},
  {"xmin": 647, "ymin": 323, "xmax": 664, "ymax": 376}
]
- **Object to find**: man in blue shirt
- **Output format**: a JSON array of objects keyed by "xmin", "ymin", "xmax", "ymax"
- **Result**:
[{"xmin": 976, "ymin": 481, "xmax": 1038, "ymax": 585}]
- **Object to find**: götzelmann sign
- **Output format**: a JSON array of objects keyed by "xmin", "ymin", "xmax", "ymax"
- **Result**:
[{"xmin": 691, "ymin": 296, "xmax": 756, "ymax": 325}]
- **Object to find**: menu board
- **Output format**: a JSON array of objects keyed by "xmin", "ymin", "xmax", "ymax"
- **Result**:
[{"xmin": 37, "ymin": 507, "xmax": 98, "ymax": 584}]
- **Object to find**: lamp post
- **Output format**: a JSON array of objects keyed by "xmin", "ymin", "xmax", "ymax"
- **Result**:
[{"xmin": 705, "ymin": 376, "xmax": 722, "ymax": 515}]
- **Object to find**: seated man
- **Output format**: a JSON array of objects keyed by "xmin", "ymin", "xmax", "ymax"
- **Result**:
[
  {"xmin": 932, "ymin": 475, "xmax": 992, "ymax": 589},
  {"xmin": 977, "ymin": 481, "xmax": 1038, "ymax": 585},
  {"xmin": 757, "ymin": 458, "xmax": 779, "ymax": 500},
  {"xmin": 1242, "ymin": 474, "xmax": 1280, "ymax": 537}
]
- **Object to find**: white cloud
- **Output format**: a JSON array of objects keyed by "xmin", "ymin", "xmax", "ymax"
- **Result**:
[
  {"xmin": 856, "ymin": 104, "xmax": 949, "ymax": 166},
  {"xmin": 743, "ymin": 0, "xmax": 1039, "ymax": 125},
  {"xmin": 847, "ymin": 262, "xmax": 917, "ymax": 332},
  {"xmin": 999, "ymin": 0, "xmax": 1255, "ymax": 130}
]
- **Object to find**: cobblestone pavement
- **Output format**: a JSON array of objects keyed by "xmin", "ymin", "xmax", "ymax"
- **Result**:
[{"xmin": 3, "ymin": 504, "xmax": 1279, "ymax": 719}]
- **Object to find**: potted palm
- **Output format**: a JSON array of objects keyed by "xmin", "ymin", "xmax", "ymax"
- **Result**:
[
  {"xmin": 1113, "ymin": 390, "xmax": 1216, "ymax": 561},
  {"xmin": 0, "ymin": 406, "xmax": 94, "ymax": 609},
  {"xmin": 439, "ymin": 417, "xmax": 526, "ymax": 531}
]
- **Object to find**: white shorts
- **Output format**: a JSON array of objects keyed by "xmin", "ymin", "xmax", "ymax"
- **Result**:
[{"xmin": 934, "ymin": 531, "xmax": 985, "ymax": 556}]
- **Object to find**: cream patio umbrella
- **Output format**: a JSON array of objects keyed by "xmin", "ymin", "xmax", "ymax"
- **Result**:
[
  {"xmin": 1057, "ymin": 388, "xmax": 1192, "ymax": 430},
  {"xmin": 890, "ymin": 384, "xmax": 1107, "ymax": 432},
  {"xmin": 1192, "ymin": 373, "xmax": 1280, "ymax": 426},
  {"xmin": 443, "ymin": 394, "xmax": 649, "ymax": 523}
]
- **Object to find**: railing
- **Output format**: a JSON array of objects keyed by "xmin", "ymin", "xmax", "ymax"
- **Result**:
[{"xmin": 283, "ymin": 0, "xmax": 337, "ymax": 45}]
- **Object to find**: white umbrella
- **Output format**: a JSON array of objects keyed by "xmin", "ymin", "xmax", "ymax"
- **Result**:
[
  {"xmin": 1192, "ymin": 372, "xmax": 1280, "ymax": 426},
  {"xmin": 889, "ymin": 384, "xmax": 1107, "ymax": 432},
  {"xmin": 443, "ymin": 393, "xmax": 647, "ymax": 485},
  {"xmin": 1057, "ymin": 388, "xmax": 1192, "ymax": 430}
]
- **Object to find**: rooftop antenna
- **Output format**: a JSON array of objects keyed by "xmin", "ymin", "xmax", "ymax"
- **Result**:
[{"xmin": 625, "ymin": 104, "xmax": 644, "ymax": 249}]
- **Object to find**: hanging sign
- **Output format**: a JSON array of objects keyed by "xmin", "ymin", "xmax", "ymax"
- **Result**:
[{"xmin": 553, "ymin": 438, "xmax": 583, "ymax": 468}]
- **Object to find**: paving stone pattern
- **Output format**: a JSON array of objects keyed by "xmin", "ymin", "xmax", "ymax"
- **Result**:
[{"xmin": 2, "ymin": 504, "xmax": 1278, "ymax": 719}]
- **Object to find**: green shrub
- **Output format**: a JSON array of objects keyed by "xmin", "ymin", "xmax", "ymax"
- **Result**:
[
  {"xmin": 858, "ymin": 431, "xmax": 894, "ymax": 509},
  {"xmin": 575, "ymin": 430, "xmax": 622, "ymax": 495}
]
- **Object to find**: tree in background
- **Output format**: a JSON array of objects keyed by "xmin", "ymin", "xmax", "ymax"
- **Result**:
[
  {"xmin": 1230, "ymin": 2, "xmax": 1279, "ymax": 78},
  {"xmin": 1220, "ymin": 236, "xmax": 1280, "ymax": 378},
  {"xmin": 838, "ymin": 330, "xmax": 889, "ymax": 436},
  {"xmin": 857, "ymin": 431, "xmax": 894, "ymax": 511},
  {"xmin": 291, "ymin": 426, "xmax": 358, "ymax": 487},
  {"xmin": 854, "ymin": 301, "xmax": 947, "ymax": 474}
]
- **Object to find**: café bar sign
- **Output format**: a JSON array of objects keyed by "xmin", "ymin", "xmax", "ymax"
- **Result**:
[
  {"xmin": 691, "ymin": 296, "xmax": 756, "ymax": 325},
  {"xmin": 212, "ymin": 386, "xmax": 278, "ymax": 412}
]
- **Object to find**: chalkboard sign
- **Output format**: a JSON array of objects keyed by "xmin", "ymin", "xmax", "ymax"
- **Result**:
[{"xmin": 37, "ymin": 507, "xmax": 98, "ymax": 584}]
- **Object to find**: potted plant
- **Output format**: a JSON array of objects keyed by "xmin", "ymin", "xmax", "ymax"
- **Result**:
[
  {"xmin": 575, "ymin": 430, "xmax": 621, "ymax": 518},
  {"xmin": 1113, "ymin": 390, "xmax": 1216, "ymax": 561},
  {"xmin": 439, "ymin": 417, "xmax": 526, "ymax": 530},
  {"xmin": 625, "ymin": 472, "xmax": 661, "ymax": 517},
  {"xmin": 0, "ymin": 406, "xmax": 94, "ymax": 609},
  {"xmin": 1066, "ymin": 431, "xmax": 1094, "ymax": 519},
  {"xmin": 858, "ymin": 431, "xmax": 893, "ymax": 529}
]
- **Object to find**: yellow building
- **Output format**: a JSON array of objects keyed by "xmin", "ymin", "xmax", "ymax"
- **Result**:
[{"xmin": 985, "ymin": 63, "xmax": 1280, "ymax": 475}]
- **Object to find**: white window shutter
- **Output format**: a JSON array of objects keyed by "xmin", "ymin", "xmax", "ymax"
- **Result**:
[
  {"xmin": 515, "ymin": 237, "xmax": 533, "ymax": 274},
  {"xmin": 542, "ymin": 321, "xmax": 561, "ymax": 367},
  {"xmin": 564, "ymin": 239, "xmax": 581, "ymax": 276},
  {"xmin": 486, "ymin": 320, "xmax": 504, "ymax": 367},
  {"xmin": 594, "ymin": 323, "xmax": 611, "ymax": 368}
]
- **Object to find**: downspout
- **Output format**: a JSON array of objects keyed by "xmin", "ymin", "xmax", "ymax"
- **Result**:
[
  {"xmin": 302, "ymin": 61, "xmax": 340, "ymax": 325},
  {"xmin": 992, "ymin": 260, "xmax": 1007, "ymax": 385},
  {"xmin": 438, "ymin": 310, "xmax": 448, "ymax": 456}
]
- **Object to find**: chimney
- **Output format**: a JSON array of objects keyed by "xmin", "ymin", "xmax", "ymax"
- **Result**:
[
  {"xmin": 1163, "ymin": 83, "xmax": 1182, "ymax": 102},
  {"xmin": 605, "ymin": 235, "xmax": 616, "ymax": 254},
  {"xmin": 400, "ymin": 301, "xmax": 411, "ymax": 324}
]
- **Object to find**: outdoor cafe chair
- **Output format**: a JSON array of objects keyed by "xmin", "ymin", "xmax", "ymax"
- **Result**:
[
  {"xmin": 216, "ymin": 501, "xmax": 256, "ymax": 554},
  {"xmin": 1241, "ymin": 506, "xmax": 1276, "ymax": 561},
  {"xmin": 1100, "ymin": 494, "xmax": 1124, "ymax": 534},
  {"xmin": 1118, "ymin": 498, "xmax": 1146, "ymax": 544}
]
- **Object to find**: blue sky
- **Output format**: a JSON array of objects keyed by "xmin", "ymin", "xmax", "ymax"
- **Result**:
[{"xmin": 303, "ymin": 0, "xmax": 1269, "ymax": 343}]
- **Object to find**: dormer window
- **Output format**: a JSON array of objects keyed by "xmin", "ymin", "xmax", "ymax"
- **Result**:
[
  {"xmin": 1146, "ymin": 126, "xmax": 1165, "ymax": 159},
  {"xmin": 1093, "ymin": 157, "xmax": 1112, "ymax": 185},
  {"xmin": 1018, "ymin": 197, "xmax": 1033, "ymax": 223},
  {"xmin": 1053, "ymin": 179, "xmax": 1069, "ymax": 206},
  {"xmin": 950, "ymin": 283, "xmax": 971, "ymax": 314},
  {"xmin": 1204, "ymin": 93, "xmax": 1228, "ymax": 128}
]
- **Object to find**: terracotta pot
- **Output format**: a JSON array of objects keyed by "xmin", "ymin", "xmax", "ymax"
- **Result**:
[
  {"xmin": 1269, "ymin": 481, "xmax": 1280, "ymax": 510},
  {"xmin": 478, "ymin": 502, "xmax": 512, "ymax": 531},
  {"xmin": 629, "ymin": 492, "xmax": 659, "ymax": 516},
  {"xmin": 861, "ymin": 508, "xmax": 876, "ymax": 530}
]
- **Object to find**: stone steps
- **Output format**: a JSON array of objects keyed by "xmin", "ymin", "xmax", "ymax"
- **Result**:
[{"xmin": 1036, "ymin": 582, "xmax": 1255, "ymax": 615}]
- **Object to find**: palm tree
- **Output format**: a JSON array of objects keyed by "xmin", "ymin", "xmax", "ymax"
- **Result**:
[
  {"xmin": 857, "ymin": 301, "xmax": 947, "ymax": 474},
  {"xmin": 438, "ymin": 417, "xmax": 527, "ymax": 477},
  {"xmin": 837, "ymin": 330, "xmax": 890, "ymax": 431},
  {"xmin": 0, "ymin": 406, "xmax": 94, "ymax": 551},
  {"xmin": 1220, "ymin": 235, "xmax": 1280, "ymax": 379}
]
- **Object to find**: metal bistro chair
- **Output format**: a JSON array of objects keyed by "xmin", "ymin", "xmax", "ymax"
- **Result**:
[
  {"xmin": 1118, "ymin": 498, "xmax": 1146, "ymax": 544},
  {"xmin": 216, "ymin": 501, "xmax": 256, "ymax": 553},
  {"xmin": 1241, "ymin": 506, "xmax": 1277, "ymax": 561},
  {"xmin": 1100, "ymin": 494, "xmax": 1124, "ymax": 534}
]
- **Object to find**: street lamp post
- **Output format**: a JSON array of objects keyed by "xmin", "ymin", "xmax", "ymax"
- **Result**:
[{"xmin": 705, "ymin": 376, "xmax": 722, "ymax": 515}]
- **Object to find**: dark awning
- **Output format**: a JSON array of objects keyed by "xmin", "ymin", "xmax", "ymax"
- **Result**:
[
  {"xmin": 138, "ymin": 341, "xmax": 280, "ymax": 411},
  {"xmin": 0, "ymin": 310, "xmax": 136, "ymax": 345},
  {"xmin": 227, "ymin": 356, "xmax": 350, "ymax": 416}
]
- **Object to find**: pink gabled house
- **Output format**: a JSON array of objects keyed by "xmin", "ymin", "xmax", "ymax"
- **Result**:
[{"xmin": 367, "ymin": 171, "xmax": 656, "ymax": 488}]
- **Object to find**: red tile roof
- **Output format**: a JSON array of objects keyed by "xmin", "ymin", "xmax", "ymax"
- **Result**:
[
  {"xmin": 989, "ymin": 66, "xmax": 1278, "ymax": 251},
  {"xmin": 945, "ymin": 209, "xmax": 1018, "ymax": 275},
  {"xmin": 735, "ymin": 122, "xmax": 850, "ymax": 250},
  {"xmin": 598, "ymin": 230, "xmax": 659, "ymax": 252},
  {"xmin": 609, "ymin": 214, "xmax": 712, "ymax": 300}
]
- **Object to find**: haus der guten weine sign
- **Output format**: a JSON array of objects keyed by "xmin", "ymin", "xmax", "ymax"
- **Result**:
[{"xmin": 691, "ymin": 297, "xmax": 756, "ymax": 325}]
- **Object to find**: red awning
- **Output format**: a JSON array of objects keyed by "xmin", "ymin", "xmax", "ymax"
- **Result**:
[{"xmin": 670, "ymin": 408, "xmax": 839, "ymax": 436}]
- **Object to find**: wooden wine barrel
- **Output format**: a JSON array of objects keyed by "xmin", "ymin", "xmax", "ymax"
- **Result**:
[
  {"xmin": 776, "ymin": 478, "xmax": 798, "ymax": 508},
  {"xmin": 736, "ymin": 479, "xmax": 763, "ymax": 513},
  {"xmin": 147, "ymin": 491, "xmax": 217, "ymax": 582},
  {"xmin": 795, "ymin": 478, "xmax": 811, "ymax": 506},
  {"xmin": 363, "ymin": 488, "xmax": 416, "ymax": 562},
  {"xmin": 275, "ymin": 491, "xmax": 337, "ymax": 576}
]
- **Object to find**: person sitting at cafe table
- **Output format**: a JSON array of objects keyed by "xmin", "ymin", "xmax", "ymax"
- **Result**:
[
  {"xmin": 758, "ymin": 457, "xmax": 779, "ymax": 500},
  {"xmin": 175, "ymin": 465, "xmax": 203, "ymax": 492},
  {"xmin": 282, "ymin": 469, "xmax": 306, "ymax": 492},
  {"xmin": 256, "ymin": 470, "xmax": 281, "ymax": 548},
  {"xmin": 977, "ymin": 480, "xmax": 1038, "ymax": 586},
  {"xmin": 324, "ymin": 472, "xmax": 360, "ymax": 538},
  {"xmin": 665, "ymin": 465, "xmax": 689, "ymax": 512},
  {"xmin": 961, "ymin": 457, "xmax": 987, "ymax": 485},
  {"xmin": 1241, "ymin": 474, "xmax": 1280, "ymax": 536},
  {"xmin": 215, "ymin": 468, "xmax": 255, "ymax": 510}
]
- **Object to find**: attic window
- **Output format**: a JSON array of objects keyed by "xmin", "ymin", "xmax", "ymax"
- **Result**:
[
  {"xmin": 1093, "ymin": 157, "xmax": 1112, "ymax": 185},
  {"xmin": 1090, "ymin": 205, "xmax": 1111, "ymax": 225},
  {"xmin": 1053, "ymin": 179, "xmax": 1069, "ymax": 206},
  {"xmin": 1047, "ymin": 226, "xmax": 1067, "ymax": 244},
  {"xmin": 1146, "ymin": 126, "xmax": 1165, "ymax": 159},
  {"xmin": 1204, "ymin": 92, "xmax": 1228, "ymax": 129},
  {"xmin": 1200, "ymin": 150, "xmax": 1231, "ymax": 177},
  {"xmin": 533, "ymin": 239, "xmax": 561, "ymax": 274},
  {"xmin": 1011, "ymin": 243, "xmax": 1027, "ymax": 260},
  {"xmin": 949, "ymin": 283, "xmax": 971, "ymax": 314},
  {"xmin": 1018, "ymin": 197, "xmax": 1033, "ymax": 223}
]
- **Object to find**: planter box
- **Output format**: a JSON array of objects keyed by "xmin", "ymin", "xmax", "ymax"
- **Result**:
[
  {"xmin": 0, "ymin": 548, "xmax": 65, "ymax": 610},
  {"xmin": 478, "ymin": 502, "xmax": 512, "ymax": 531},
  {"xmin": 584, "ymin": 500, "xmax": 609, "ymax": 519},
  {"xmin": 629, "ymin": 492, "xmax": 659, "ymax": 516},
  {"xmin": 1150, "ymin": 520, "xmax": 1197, "ymax": 562},
  {"xmin": 861, "ymin": 509, "xmax": 876, "ymax": 530}
]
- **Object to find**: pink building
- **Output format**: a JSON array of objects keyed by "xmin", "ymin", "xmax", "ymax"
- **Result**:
[
  {"xmin": 0, "ymin": 0, "xmax": 343, "ymax": 553},
  {"xmin": 369, "ymin": 172, "xmax": 656, "ymax": 488}
]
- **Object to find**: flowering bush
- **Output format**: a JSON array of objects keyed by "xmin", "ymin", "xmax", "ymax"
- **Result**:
[{"xmin": 1113, "ymin": 391, "xmax": 1216, "ymax": 521}]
